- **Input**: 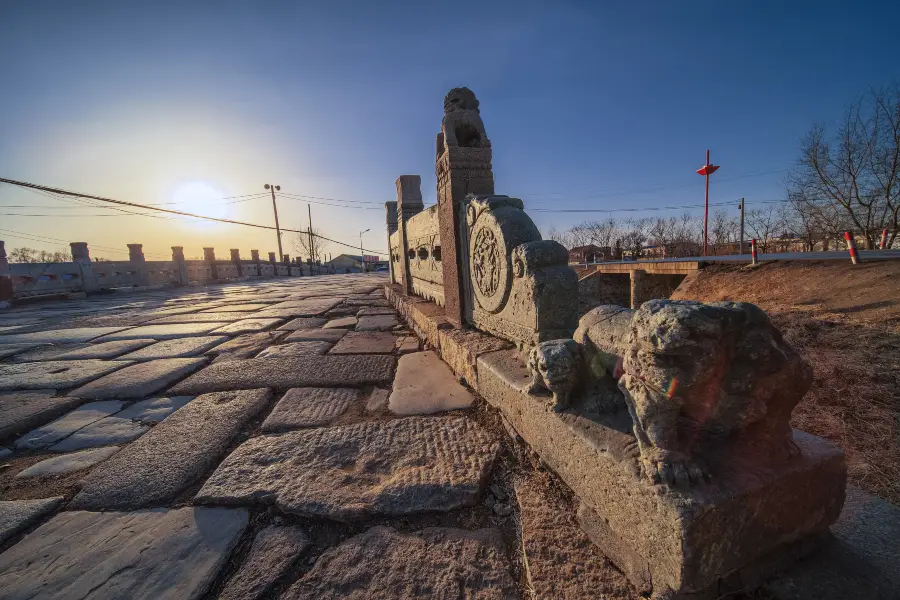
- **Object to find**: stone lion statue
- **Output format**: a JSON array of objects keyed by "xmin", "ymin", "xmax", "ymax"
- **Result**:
[
  {"xmin": 436, "ymin": 87, "xmax": 491, "ymax": 157},
  {"xmin": 526, "ymin": 339, "xmax": 582, "ymax": 411},
  {"xmin": 618, "ymin": 299, "xmax": 813, "ymax": 487}
]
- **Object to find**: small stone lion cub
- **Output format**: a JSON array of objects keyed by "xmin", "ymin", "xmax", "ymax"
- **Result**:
[{"xmin": 526, "ymin": 339, "xmax": 582, "ymax": 411}]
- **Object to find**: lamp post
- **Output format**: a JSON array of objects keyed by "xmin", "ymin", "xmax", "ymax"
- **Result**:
[
  {"xmin": 264, "ymin": 184, "xmax": 283, "ymax": 262},
  {"xmin": 696, "ymin": 150, "xmax": 720, "ymax": 256},
  {"xmin": 359, "ymin": 228, "xmax": 370, "ymax": 272}
]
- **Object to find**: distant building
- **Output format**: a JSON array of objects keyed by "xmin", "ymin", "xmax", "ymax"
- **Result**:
[
  {"xmin": 327, "ymin": 254, "xmax": 384, "ymax": 273},
  {"xmin": 568, "ymin": 245, "xmax": 618, "ymax": 264}
]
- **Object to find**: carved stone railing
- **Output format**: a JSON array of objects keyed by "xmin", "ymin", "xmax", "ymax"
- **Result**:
[
  {"xmin": 0, "ymin": 239, "xmax": 335, "ymax": 304},
  {"xmin": 383, "ymin": 87, "xmax": 848, "ymax": 598}
]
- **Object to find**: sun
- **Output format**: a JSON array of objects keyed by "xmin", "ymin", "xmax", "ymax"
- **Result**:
[{"xmin": 171, "ymin": 181, "xmax": 230, "ymax": 228}]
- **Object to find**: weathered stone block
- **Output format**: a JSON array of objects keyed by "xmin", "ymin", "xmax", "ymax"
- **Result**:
[
  {"xmin": 437, "ymin": 326, "xmax": 512, "ymax": 388},
  {"xmin": 195, "ymin": 416, "xmax": 498, "ymax": 521},
  {"xmin": 476, "ymin": 348, "xmax": 846, "ymax": 597},
  {"xmin": 282, "ymin": 526, "xmax": 517, "ymax": 600}
]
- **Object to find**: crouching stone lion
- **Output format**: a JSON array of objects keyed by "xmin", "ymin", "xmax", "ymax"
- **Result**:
[
  {"xmin": 525, "ymin": 339, "xmax": 582, "ymax": 412},
  {"xmin": 618, "ymin": 299, "xmax": 813, "ymax": 487}
]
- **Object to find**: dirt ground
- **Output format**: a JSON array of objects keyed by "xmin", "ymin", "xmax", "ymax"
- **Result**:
[{"xmin": 673, "ymin": 260, "xmax": 900, "ymax": 505}]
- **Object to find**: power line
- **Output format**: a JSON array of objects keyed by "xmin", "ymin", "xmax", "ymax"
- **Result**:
[
  {"xmin": 0, "ymin": 177, "xmax": 389, "ymax": 255},
  {"xmin": 0, "ymin": 227, "xmax": 170, "ymax": 259}
]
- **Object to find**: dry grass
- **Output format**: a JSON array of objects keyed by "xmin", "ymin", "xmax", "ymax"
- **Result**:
[{"xmin": 673, "ymin": 260, "xmax": 900, "ymax": 504}]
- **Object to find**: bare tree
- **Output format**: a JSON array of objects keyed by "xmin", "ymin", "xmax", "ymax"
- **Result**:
[
  {"xmin": 710, "ymin": 210, "xmax": 739, "ymax": 248},
  {"xmin": 745, "ymin": 205, "xmax": 785, "ymax": 253},
  {"xmin": 291, "ymin": 229, "xmax": 329, "ymax": 262},
  {"xmin": 544, "ymin": 226, "xmax": 572, "ymax": 248},
  {"xmin": 788, "ymin": 85, "xmax": 900, "ymax": 249},
  {"xmin": 619, "ymin": 218, "xmax": 651, "ymax": 259},
  {"xmin": 8, "ymin": 247, "xmax": 70, "ymax": 263}
]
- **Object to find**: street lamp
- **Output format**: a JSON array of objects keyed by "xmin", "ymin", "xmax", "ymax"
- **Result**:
[
  {"xmin": 264, "ymin": 184, "xmax": 283, "ymax": 262},
  {"xmin": 359, "ymin": 228, "xmax": 370, "ymax": 272},
  {"xmin": 696, "ymin": 150, "xmax": 720, "ymax": 256}
]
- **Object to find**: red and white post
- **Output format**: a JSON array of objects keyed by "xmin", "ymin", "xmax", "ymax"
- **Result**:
[
  {"xmin": 879, "ymin": 228, "xmax": 888, "ymax": 250},
  {"xmin": 844, "ymin": 231, "xmax": 859, "ymax": 265},
  {"xmin": 750, "ymin": 238, "xmax": 758, "ymax": 265}
]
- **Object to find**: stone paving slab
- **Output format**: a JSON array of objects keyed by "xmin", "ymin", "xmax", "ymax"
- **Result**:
[
  {"xmin": 6, "ymin": 343, "xmax": 91, "ymax": 363},
  {"xmin": 210, "ymin": 318, "xmax": 284, "ymax": 335},
  {"xmin": 149, "ymin": 312, "xmax": 258, "ymax": 324},
  {"xmin": 195, "ymin": 416, "xmax": 498, "ymax": 521},
  {"xmin": 389, "ymin": 351, "xmax": 475, "ymax": 415},
  {"xmin": 51, "ymin": 338, "xmax": 157, "ymax": 359},
  {"xmin": 261, "ymin": 387, "xmax": 360, "ymax": 431},
  {"xmin": 94, "ymin": 323, "xmax": 231, "ymax": 341},
  {"xmin": 70, "ymin": 389, "xmax": 272, "ymax": 510},
  {"xmin": 277, "ymin": 317, "xmax": 328, "ymax": 331},
  {"xmin": 16, "ymin": 446, "xmax": 120, "ymax": 478},
  {"xmin": 117, "ymin": 336, "xmax": 228, "ymax": 360},
  {"xmin": 201, "ymin": 303, "xmax": 272, "ymax": 312},
  {"xmin": 206, "ymin": 331, "xmax": 287, "ymax": 361},
  {"xmin": 67, "ymin": 358, "xmax": 207, "ymax": 399},
  {"xmin": 14, "ymin": 400, "xmax": 125, "ymax": 450},
  {"xmin": 0, "ymin": 360, "xmax": 131, "ymax": 391},
  {"xmin": 256, "ymin": 341, "xmax": 333, "ymax": 358},
  {"xmin": 0, "ymin": 497, "xmax": 64, "ymax": 545},
  {"xmin": 0, "ymin": 344, "xmax": 45, "ymax": 360},
  {"xmin": 0, "ymin": 507, "xmax": 248, "ymax": 600},
  {"xmin": 395, "ymin": 335, "xmax": 419, "ymax": 354},
  {"xmin": 356, "ymin": 307, "xmax": 397, "ymax": 316},
  {"xmin": 169, "ymin": 355, "xmax": 394, "ymax": 395},
  {"xmin": 328, "ymin": 331, "xmax": 397, "ymax": 354},
  {"xmin": 356, "ymin": 314, "xmax": 399, "ymax": 331},
  {"xmin": 48, "ymin": 416, "xmax": 147, "ymax": 452},
  {"xmin": 0, "ymin": 327, "xmax": 129, "ymax": 345},
  {"xmin": 115, "ymin": 395, "xmax": 192, "ymax": 423},
  {"xmin": 219, "ymin": 526, "xmax": 311, "ymax": 600},
  {"xmin": 0, "ymin": 390, "xmax": 83, "ymax": 443},
  {"xmin": 323, "ymin": 316, "xmax": 358, "ymax": 329},
  {"xmin": 283, "ymin": 328, "xmax": 348, "ymax": 344},
  {"xmin": 515, "ymin": 478, "xmax": 636, "ymax": 599},
  {"xmin": 283, "ymin": 526, "xmax": 518, "ymax": 600},
  {"xmin": 255, "ymin": 299, "xmax": 343, "ymax": 319}
]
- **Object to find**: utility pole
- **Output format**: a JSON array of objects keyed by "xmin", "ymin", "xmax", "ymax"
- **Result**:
[
  {"xmin": 696, "ymin": 150, "xmax": 720, "ymax": 256},
  {"xmin": 307, "ymin": 204, "xmax": 315, "ymax": 262},
  {"xmin": 264, "ymin": 184, "xmax": 283, "ymax": 262},
  {"xmin": 359, "ymin": 228, "xmax": 370, "ymax": 272},
  {"xmin": 738, "ymin": 197, "xmax": 745, "ymax": 255}
]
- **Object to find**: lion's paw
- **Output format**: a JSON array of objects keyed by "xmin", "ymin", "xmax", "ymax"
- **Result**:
[{"xmin": 641, "ymin": 453, "xmax": 709, "ymax": 488}]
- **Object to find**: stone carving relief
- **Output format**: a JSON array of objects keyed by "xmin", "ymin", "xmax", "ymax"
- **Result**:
[{"xmin": 462, "ymin": 195, "xmax": 578, "ymax": 348}]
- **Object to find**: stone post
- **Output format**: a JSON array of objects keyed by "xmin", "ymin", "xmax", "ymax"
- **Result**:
[
  {"xmin": 204, "ymin": 247, "xmax": 218, "ymax": 281},
  {"xmin": 70, "ymin": 242, "xmax": 99, "ymax": 293},
  {"xmin": 385, "ymin": 201, "xmax": 398, "ymax": 284},
  {"xmin": 283, "ymin": 254, "xmax": 291, "ymax": 276},
  {"xmin": 250, "ymin": 249, "xmax": 261, "ymax": 277},
  {"xmin": 128, "ymin": 243, "xmax": 149, "ymax": 286},
  {"xmin": 171, "ymin": 246, "xmax": 189, "ymax": 285},
  {"xmin": 268, "ymin": 252, "xmax": 278, "ymax": 276},
  {"xmin": 396, "ymin": 175, "xmax": 424, "ymax": 295},
  {"xmin": 230, "ymin": 249, "xmax": 242, "ymax": 276},
  {"xmin": 630, "ymin": 269, "xmax": 646, "ymax": 310},
  {"xmin": 0, "ymin": 241, "xmax": 12, "ymax": 304},
  {"xmin": 435, "ymin": 93, "xmax": 494, "ymax": 327}
]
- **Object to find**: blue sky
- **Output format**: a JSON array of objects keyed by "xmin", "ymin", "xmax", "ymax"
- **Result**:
[{"xmin": 1, "ymin": 1, "xmax": 898, "ymax": 259}]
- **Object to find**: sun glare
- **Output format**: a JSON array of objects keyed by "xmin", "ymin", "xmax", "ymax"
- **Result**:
[{"xmin": 171, "ymin": 181, "xmax": 230, "ymax": 228}]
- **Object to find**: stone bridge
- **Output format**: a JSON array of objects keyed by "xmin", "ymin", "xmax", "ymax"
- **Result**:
[{"xmin": 576, "ymin": 260, "xmax": 699, "ymax": 309}]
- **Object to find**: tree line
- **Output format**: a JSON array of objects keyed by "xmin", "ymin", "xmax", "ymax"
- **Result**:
[{"xmin": 548, "ymin": 85, "xmax": 900, "ymax": 258}]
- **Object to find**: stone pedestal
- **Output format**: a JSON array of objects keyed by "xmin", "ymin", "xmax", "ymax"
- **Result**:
[
  {"xmin": 396, "ymin": 176, "xmax": 424, "ymax": 295},
  {"xmin": 70, "ymin": 242, "xmax": 98, "ymax": 293},
  {"xmin": 128, "ymin": 244, "xmax": 148, "ymax": 286},
  {"xmin": 0, "ymin": 240, "xmax": 12, "ymax": 303},
  {"xmin": 203, "ymin": 247, "xmax": 218, "ymax": 281},
  {"xmin": 230, "ymin": 249, "xmax": 242, "ymax": 276},
  {"xmin": 385, "ymin": 201, "xmax": 398, "ymax": 284},
  {"xmin": 436, "ymin": 146, "xmax": 494, "ymax": 327},
  {"xmin": 171, "ymin": 246, "xmax": 189, "ymax": 285},
  {"xmin": 475, "ymin": 348, "xmax": 847, "ymax": 598}
]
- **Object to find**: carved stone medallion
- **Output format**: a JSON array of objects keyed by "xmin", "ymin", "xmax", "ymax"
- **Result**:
[{"xmin": 469, "ymin": 211, "xmax": 510, "ymax": 314}]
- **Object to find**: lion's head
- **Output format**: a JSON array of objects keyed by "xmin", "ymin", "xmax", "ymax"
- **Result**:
[{"xmin": 444, "ymin": 87, "xmax": 480, "ymax": 114}]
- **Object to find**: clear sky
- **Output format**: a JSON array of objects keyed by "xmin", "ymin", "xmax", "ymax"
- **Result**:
[{"xmin": 1, "ymin": 1, "xmax": 898, "ymax": 261}]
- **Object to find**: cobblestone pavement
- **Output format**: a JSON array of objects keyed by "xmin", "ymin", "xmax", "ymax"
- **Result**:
[{"xmin": 0, "ymin": 274, "xmax": 585, "ymax": 600}]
